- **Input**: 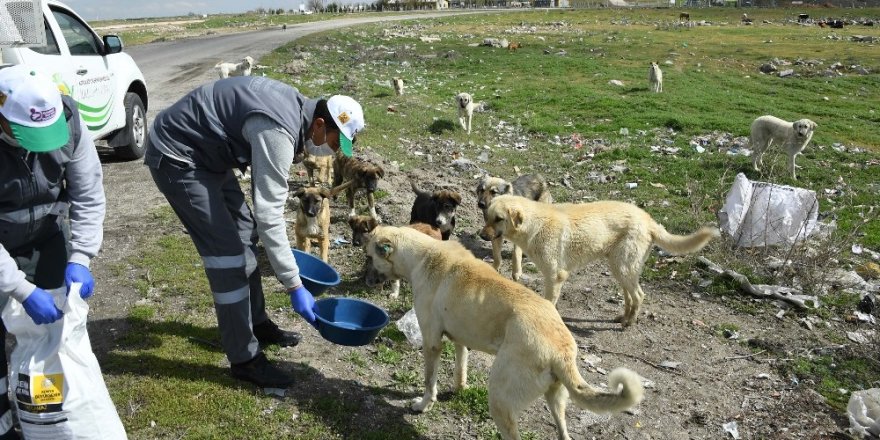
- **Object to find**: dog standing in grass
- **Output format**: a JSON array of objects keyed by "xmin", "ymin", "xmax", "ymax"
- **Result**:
[
  {"xmin": 333, "ymin": 151, "xmax": 385, "ymax": 220},
  {"xmin": 456, "ymin": 92, "xmax": 476, "ymax": 134},
  {"xmin": 750, "ymin": 115, "xmax": 817, "ymax": 180},
  {"xmin": 392, "ymin": 77, "xmax": 405, "ymax": 96},
  {"xmin": 649, "ymin": 62, "xmax": 663, "ymax": 93},
  {"xmin": 291, "ymin": 182, "xmax": 351, "ymax": 262}
]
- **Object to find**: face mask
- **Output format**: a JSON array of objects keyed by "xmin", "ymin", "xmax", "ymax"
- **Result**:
[
  {"xmin": 0, "ymin": 131, "xmax": 22, "ymax": 148},
  {"xmin": 305, "ymin": 127, "xmax": 333, "ymax": 156}
]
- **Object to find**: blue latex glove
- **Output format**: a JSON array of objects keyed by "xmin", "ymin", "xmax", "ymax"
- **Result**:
[
  {"xmin": 22, "ymin": 287, "xmax": 63, "ymax": 325},
  {"xmin": 289, "ymin": 285, "xmax": 317, "ymax": 328},
  {"xmin": 65, "ymin": 263, "xmax": 94, "ymax": 298}
]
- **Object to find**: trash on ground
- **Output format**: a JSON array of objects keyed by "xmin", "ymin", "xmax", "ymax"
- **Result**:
[
  {"xmin": 723, "ymin": 421, "xmax": 741, "ymax": 439},
  {"xmin": 396, "ymin": 308, "xmax": 422, "ymax": 347},
  {"xmin": 698, "ymin": 257, "xmax": 818, "ymax": 309},
  {"xmin": 848, "ymin": 388, "xmax": 880, "ymax": 437}
]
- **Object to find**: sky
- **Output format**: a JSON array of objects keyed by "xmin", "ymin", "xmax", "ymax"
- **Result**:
[{"xmin": 63, "ymin": 0, "xmax": 343, "ymax": 20}]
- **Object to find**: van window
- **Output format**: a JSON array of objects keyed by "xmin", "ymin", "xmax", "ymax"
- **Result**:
[
  {"xmin": 51, "ymin": 8, "xmax": 99, "ymax": 55},
  {"xmin": 29, "ymin": 18, "xmax": 61, "ymax": 55}
]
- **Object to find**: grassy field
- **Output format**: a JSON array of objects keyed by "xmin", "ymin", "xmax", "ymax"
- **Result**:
[{"xmin": 108, "ymin": 8, "xmax": 880, "ymax": 439}]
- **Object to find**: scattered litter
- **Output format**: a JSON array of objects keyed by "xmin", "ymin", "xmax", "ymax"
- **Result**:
[
  {"xmin": 609, "ymin": 79, "xmax": 625, "ymax": 87},
  {"xmin": 859, "ymin": 294, "xmax": 875, "ymax": 314},
  {"xmin": 847, "ymin": 331, "xmax": 874, "ymax": 345},
  {"xmin": 856, "ymin": 262, "xmax": 880, "ymax": 280},
  {"xmin": 264, "ymin": 388, "xmax": 286, "ymax": 397},
  {"xmin": 582, "ymin": 354, "xmax": 602, "ymax": 367},
  {"xmin": 723, "ymin": 421, "xmax": 740, "ymax": 439},
  {"xmin": 396, "ymin": 308, "xmax": 422, "ymax": 347},
  {"xmin": 642, "ymin": 378, "xmax": 656, "ymax": 389},
  {"xmin": 625, "ymin": 182, "xmax": 638, "ymax": 189},
  {"xmin": 658, "ymin": 360, "xmax": 681, "ymax": 370},
  {"xmin": 775, "ymin": 309, "xmax": 786, "ymax": 320},
  {"xmin": 699, "ymin": 257, "xmax": 818, "ymax": 310},
  {"xmin": 853, "ymin": 312, "xmax": 876, "ymax": 325},
  {"xmin": 718, "ymin": 173, "xmax": 819, "ymax": 247},
  {"xmin": 847, "ymin": 388, "xmax": 880, "ymax": 437},
  {"xmin": 333, "ymin": 236, "xmax": 350, "ymax": 246},
  {"xmin": 853, "ymin": 244, "xmax": 864, "ymax": 254},
  {"xmin": 755, "ymin": 373, "xmax": 771, "ymax": 380}
]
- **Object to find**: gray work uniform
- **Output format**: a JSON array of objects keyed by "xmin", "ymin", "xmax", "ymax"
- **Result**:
[
  {"xmin": 0, "ymin": 96, "xmax": 106, "ymax": 439},
  {"xmin": 144, "ymin": 76, "xmax": 317, "ymax": 364}
]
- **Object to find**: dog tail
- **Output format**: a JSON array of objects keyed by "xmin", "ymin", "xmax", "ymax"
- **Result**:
[
  {"xmin": 410, "ymin": 179, "xmax": 431, "ymax": 197},
  {"xmin": 651, "ymin": 223, "xmax": 720, "ymax": 255},
  {"xmin": 559, "ymin": 361, "xmax": 644, "ymax": 413}
]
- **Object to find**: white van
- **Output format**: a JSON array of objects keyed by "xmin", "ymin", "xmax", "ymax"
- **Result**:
[{"xmin": 1, "ymin": 0, "xmax": 148, "ymax": 159}]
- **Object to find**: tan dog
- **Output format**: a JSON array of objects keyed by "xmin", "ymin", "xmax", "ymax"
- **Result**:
[
  {"xmin": 302, "ymin": 148, "xmax": 333, "ymax": 187},
  {"xmin": 507, "ymin": 41, "xmax": 521, "ymax": 51},
  {"xmin": 291, "ymin": 182, "xmax": 350, "ymax": 262},
  {"xmin": 351, "ymin": 218, "xmax": 441, "ymax": 299},
  {"xmin": 215, "ymin": 56, "xmax": 255, "ymax": 79},
  {"xmin": 332, "ymin": 151, "xmax": 385, "ymax": 220},
  {"xmin": 365, "ymin": 226, "xmax": 644, "ymax": 440},
  {"xmin": 750, "ymin": 115, "xmax": 817, "ymax": 180},
  {"xmin": 476, "ymin": 174, "xmax": 552, "ymax": 281},
  {"xmin": 481, "ymin": 195, "xmax": 719, "ymax": 327}
]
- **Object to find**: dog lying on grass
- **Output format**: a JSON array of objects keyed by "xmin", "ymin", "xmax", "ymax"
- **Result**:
[
  {"xmin": 365, "ymin": 225, "xmax": 645, "ymax": 440},
  {"xmin": 291, "ymin": 181, "xmax": 351, "ymax": 262},
  {"xmin": 409, "ymin": 181, "xmax": 462, "ymax": 241},
  {"xmin": 481, "ymin": 195, "xmax": 719, "ymax": 327},
  {"xmin": 333, "ymin": 152, "xmax": 385, "ymax": 220},
  {"xmin": 215, "ymin": 56, "xmax": 255, "ymax": 79},
  {"xmin": 750, "ymin": 115, "xmax": 817, "ymax": 180},
  {"xmin": 476, "ymin": 174, "xmax": 552, "ymax": 281}
]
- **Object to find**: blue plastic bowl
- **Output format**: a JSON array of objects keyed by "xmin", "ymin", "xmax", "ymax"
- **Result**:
[
  {"xmin": 291, "ymin": 248, "xmax": 341, "ymax": 296},
  {"xmin": 314, "ymin": 297, "xmax": 390, "ymax": 346}
]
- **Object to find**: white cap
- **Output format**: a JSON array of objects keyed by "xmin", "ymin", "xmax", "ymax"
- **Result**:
[
  {"xmin": 326, "ymin": 95, "xmax": 364, "ymax": 157},
  {"xmin": 0, "ymin": 65, "xmax": 68, "ymax": 152}
]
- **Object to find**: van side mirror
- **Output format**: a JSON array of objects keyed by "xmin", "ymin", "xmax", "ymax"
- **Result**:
[{"xmin": 102, "ymin": 35, "xmax": 123, "ymax": 55}]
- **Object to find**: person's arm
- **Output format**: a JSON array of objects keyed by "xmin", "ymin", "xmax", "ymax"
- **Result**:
[
  {"xmin": 64, "ymin": 116, "xmax": 106, "ymax": 268},
  {"xmin": 0, "ymin": 244, "xmax": 36, "ymax": 304},
  {"xmin": 242, "ymin": 114, "xmax": 302, "ymax": 291}
]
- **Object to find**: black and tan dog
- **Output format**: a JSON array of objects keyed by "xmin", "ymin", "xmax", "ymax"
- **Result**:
[
  {"xmin": 290, "ymin": 181, "xmax": 351, "ymax": 262},
  {"xmin": 349, "ymin": 215, "xmax": 441, "ymax": 298},
  {"xmin": 410, "ymin": 181, "xmax": 462, "ymax": 241},
  {"xmin": 476, "ymin": 174, "xmax": 552, "ymax": 281},
  {"xmin": 333, "ymin": 152, "xmax": 384, "ymax": 220}
]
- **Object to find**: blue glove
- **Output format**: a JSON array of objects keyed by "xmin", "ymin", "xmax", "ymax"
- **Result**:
[
  {"xmin": 65, "ymin": 263, "xmax": 94, "ymax": 298},
  {"xmin": 289, "ymin": 285, "xmax": 317, "ymax": 328},
  {"xmin": 22, "ymin": 287, "xmax": 63, "ymax": 325}
]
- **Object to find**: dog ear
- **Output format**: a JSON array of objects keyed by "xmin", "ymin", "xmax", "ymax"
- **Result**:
[
  {"xmin": 450, "ymin": 191, "xmax": 462, "ymax": 206},
  {"xmin": 318, "ymin": 188, "xmax": 332, "ymax": 199},
  {"xmin": 507, "ymin": 207, "xmax": 523, "ymax": 229},
  {"xmin": 292, "ymin": 188, "xmax": 305, "ymax": 199},
  {"xmin": 377, "ymin": 167, "xmax": 385, "ymax": 178},
  {"xmin": 500, "ymin": 183, "xmax": 511, "ymax": 195},
  {"xmin": 367, "ymin": 217, "xmax": 379, "ymax": 230}
]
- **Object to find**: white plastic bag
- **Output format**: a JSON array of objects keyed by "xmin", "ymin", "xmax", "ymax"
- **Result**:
[
  {"xmin": 848, "ymin": 388, "xmax": 880, "ymax": 438},
  {"xmin": 718, "ymin": 173, "xmax": 819, "ymax": 247},
  {"xmin": 395, "ymin": 308, "xmax": 422, "ymax": 347},
  {"xmin": 2, "ymin": 283, "xmax": 128, "ymax": 440}
]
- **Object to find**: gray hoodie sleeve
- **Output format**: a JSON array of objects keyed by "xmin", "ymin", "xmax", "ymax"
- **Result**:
[
  {"xmin": 242, "ymin": 114, "xmax": 303, "ymax": 291},
  {"xmin": 64, "ymin": 116, "xmax": 106, "ymax": 268},
  {"xmin": 0, "ymin": 244, "xmax": 37, "ymax": 304}
]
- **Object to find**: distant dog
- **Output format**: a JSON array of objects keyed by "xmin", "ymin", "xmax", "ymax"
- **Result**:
[
  {"xmin": 302, "ymin": 147, "xmax": 334, "ymax": 187},
  {"xmin": 215, "ymin": 56, "xmax": 255, "ymax": 79},
  {"xmin": 476, "ymin": 174, "xmax": 552, "ymax": 281},
  {"xmin": 333, "ymin": 151, "xmax": 385, "ymax": 220},
  {"xmin": 481, "ymin": 195, "xmax": 719, "ymax": 327},
  {"xmin": 352, "ymin": 217, "xmax": 441, "ymax": 298},
  {"xmin": 649, "ymin": 62, "xmax": 663, "ymax": 93},
  {"xmin": 750, "ymin": 115, "xmax": 817, "ymax": 180},
  {"xmin": 365, "ymin": 226, "xmax": 645, "ymax": 439},
  {"xmin": 455, "ymin": 92, "xmax": 476, "ymax": 134},
  {"xmin": 291, "ymin": 181, "xmax": 351, "ymax": 262},
  {"xmin": 507, "ymin": 41, "xmax": 521, "ymax": 51},
  {"xmin": 392, "ymin": 77, "xmax": 405, "ymax": 96},
  {"xmin": 410, "ymin": 181, "xmax": 462, "ymax": 241},
  {"xmin": 679, "ymin": 12, "xmax": 690, "ymax": 21},
  {"xmin": 741, "ymin": 13, "xmax": 753, "ymax": 24}
]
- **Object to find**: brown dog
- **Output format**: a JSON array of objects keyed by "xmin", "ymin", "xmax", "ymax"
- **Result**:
[
  {"xmin": 481, "ymin": 195, "xmax": 719, "ymax": 327},
  {"xmin": 333, "ymin": 152, "xmax": 385, "ymax": 220},
  {"xmin": 350, "ymin": 215, "xmax": 441, "ymax": 298},
  {"xmin": 291, "ymin": 181, "xmax": 351, "ymax": 262},
  {"xmin": 507, "ymin": 41, "xmax": 521, "ymax": 51},
  {"xmin": 303, "ymin": 149, "xmax": 334, "ymax": 187}
]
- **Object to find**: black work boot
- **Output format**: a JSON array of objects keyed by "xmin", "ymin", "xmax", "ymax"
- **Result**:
[
  {"xmin": 253, "ymin": 319, "xmax": 302, "ymax": 347},
  {"xmin": 230, "ymin": 353, "xmax": 294, "ymax": 388}
]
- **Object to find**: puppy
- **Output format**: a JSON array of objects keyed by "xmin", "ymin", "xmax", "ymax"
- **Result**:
[
  {"xmin": 679, "ymin": 12, "xmax": 690, "ymax": 21},
  {"xmin": 392, "ymin": 77, "xmax": 405, "ymax": 96},
  {"xmin": 481, "ymin": 195, "xmax": 719, "ymax": 327},
  {"xmin": 332, "ymin": 151, "xmax": 385, "ymax": 220},
  {"xmin": 750, "ymin": 115, "xmax": 817, "ymax": 180},
  {"xmin": 302, "ymin": 147, "xmax": 334, "ymax": 187},
  {"xmin": 352, "ymin": 217, "xmax": 441, "ymax": 298},
  {"xmin": 455, "ymin": 92, "xmax": 476, "ymax": 134},
  {"xmin": 507, "ymin": 41, "xmax": 521, "ymax": 51},
  {"xmin": 649, "ymin": 61, "xmax": 663, "ymax": 93},
  {"xmin": 476, "ymin": 174, "xmax": 552, "ymax": 281},
  {"xmin": 291, "ymin": 181, "xmax": 351, "ymax": 262},
  {"xmin": 215, "ymin": 56, "xmax": 255, "ymax": 79},
  {"xmin": 365, "ymin": 226, "xmax": 644, "ymax": 439},
  {"xmin": 409, "ymin": 181, "xmax": 462, "ymax": 241}
]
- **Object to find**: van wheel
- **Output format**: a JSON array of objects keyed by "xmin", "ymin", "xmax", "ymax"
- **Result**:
[{"xmin": 113, "ymin": 93, "xmax": 147, "ymax": 160}]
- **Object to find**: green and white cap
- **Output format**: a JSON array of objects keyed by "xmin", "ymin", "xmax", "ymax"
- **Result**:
[
  {"xmin": 327, "ymin": 95, "xmax": 364, "ymax": 157},
  {"xmin": 0, "ymin": 65, "xmax": 69, "ymax": 152}
]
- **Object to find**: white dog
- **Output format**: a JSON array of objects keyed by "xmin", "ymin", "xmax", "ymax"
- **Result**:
[
  {"xmin": 649, "ymin": 62, "xmax": 663, "ymax": 93},
  {"xmin": 215, "ymin": 56, "xmax": 255, "ymax": 79},
  {"xmin": 392, "ymin": 77, "xmax": 405, "ymax": 96},
  {"xmin": 750, "ymin": 115, "xmax": 817, "ymax": 180},
  {"xmin": 455, "ymin": 92, "xmax": 476, "ymax": 134}
]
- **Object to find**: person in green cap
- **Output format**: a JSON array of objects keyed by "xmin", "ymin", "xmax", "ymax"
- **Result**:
[
  {"xmin": 0, "ymin": 65, "xmax": 106, "ymax": 440},
  {"xmin": 144, "ymin": 76, "xmax": 365, "ymax": 388}
]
